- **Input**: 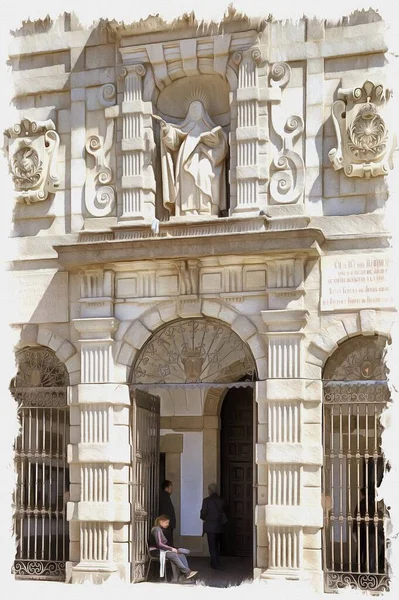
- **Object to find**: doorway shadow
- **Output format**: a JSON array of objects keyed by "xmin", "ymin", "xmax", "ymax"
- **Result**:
[{"xmin": 190, "ymin": 556, "xmax": 253, "ymax": 588}]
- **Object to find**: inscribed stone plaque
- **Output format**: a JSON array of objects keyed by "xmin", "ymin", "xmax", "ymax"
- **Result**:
[
  {"xmin": 321, "ymin": 252, "xmax": 394, "ymax": 311},
  {"xmin": 8, "ymin": 271, "xmax": 69, "ymax": 324}
]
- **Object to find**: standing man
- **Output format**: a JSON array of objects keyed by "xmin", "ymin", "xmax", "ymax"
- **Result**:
[
  {"xmin": 159, "ymin": 480, "xmax": 176, "ymax": 546},
  {"xmin": 200, "ymin": 483, "xmax": 226, "ymax": 570}
]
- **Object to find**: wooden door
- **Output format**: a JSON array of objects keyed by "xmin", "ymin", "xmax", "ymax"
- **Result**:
[{"xmin": 220, "ymin": 387, "xmax": 253, "ymax": 557}]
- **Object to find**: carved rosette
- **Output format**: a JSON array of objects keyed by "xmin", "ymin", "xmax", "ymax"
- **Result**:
[
  {"xmin": 4, "ymin": 118, "xmax": 60, "ymax": 204},
  {"xmin": 329, "ymin": 80, "xmax": 396, "ymax": 178},
  {"xmin": 269, "ymin": 63, "xmax": 305, "ymax": 204}
]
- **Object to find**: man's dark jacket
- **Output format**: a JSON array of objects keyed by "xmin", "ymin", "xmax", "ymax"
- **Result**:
[
  {"xmin": 159, "ymin": 489, "xmax": 176, "ymax": 529},
  {"xmin": 200, "ymin": 493, "xmax": 225, "ymax": 534}
]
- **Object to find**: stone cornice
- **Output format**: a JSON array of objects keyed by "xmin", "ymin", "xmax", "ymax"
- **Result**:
[{"xmin": 54, "ymin": 225, "xmax": 325, "ymax": 269}]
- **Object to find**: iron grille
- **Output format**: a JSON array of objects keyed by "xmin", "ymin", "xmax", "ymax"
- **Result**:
[
  {"xmin": 323, "ymin": 380, "xmax": 390, "ymax": 594},
  {"xmin": 12, "ymin": 387, "xmax": 70, "ymax": 581}
]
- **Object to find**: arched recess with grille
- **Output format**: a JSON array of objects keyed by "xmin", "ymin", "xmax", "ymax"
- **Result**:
[
  {"xmin": 10, "ymin": 346, "xmax": 70, "ymax": 581},
  {"xmin": 322, "ymin": 334, "xmax": 390, "ymax": 594}
]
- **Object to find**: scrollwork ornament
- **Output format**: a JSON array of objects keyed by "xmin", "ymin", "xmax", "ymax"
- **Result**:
[
  {"xmin": 329, "ymin": 80, "xmax": 397, "ymax": 178},
  {"xmin": 4, "ymin": 118, "xmax": 60, "ymax": 204},
  {"xmin": 269, "ymin": 115, "xmax": 305, "ymax": 205},
  {"xmin": 252, "ymin": 48, "xmax": 262, "ymax": 64},
  {"xmin": 86, "ymin": 185, "xmax": 116, "ymax": 218},
  {"xmin": 86, "ymin": 135, "xmax": 112, "ymax": 185},
  {"xmin": 269, "ymin": 62, "xmax": 291, "ymax": 89},
  {"xmin": 99, "ymin": 83, "xmax": 116, "ymax": 107},
  {"xmin": 232, "ymin": 52, "xmax": 242, "ymax": 66}
]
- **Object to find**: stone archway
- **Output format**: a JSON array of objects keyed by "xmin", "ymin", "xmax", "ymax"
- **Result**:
[
  {"xmin": 130, "ymin": 317, "xmax": 257, "ymax": 384},
  {"xmin": 128, "ymin": 316, "xmax": 258, "ymax": 560}
]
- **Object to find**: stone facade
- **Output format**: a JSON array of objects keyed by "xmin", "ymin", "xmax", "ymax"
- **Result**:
[{"xmin": 5, "ymin": 10, "xmax": 396, "ymax": 593}]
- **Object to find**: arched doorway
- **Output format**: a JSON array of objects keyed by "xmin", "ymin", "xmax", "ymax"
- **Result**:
[
  {"xmin": 11, "ymin": 346, "xmax": 70, "ymax": 581},
  {"xmin": 322, "ymin": 335, "xmax": 390, "ymax": 593},
  {"xmin": 130, "ymin": 317, "xmax": 257, "ymax": 574},
  {"xmin": 220, "ymin": 386, "xmax": 253, "ymax": 557}
]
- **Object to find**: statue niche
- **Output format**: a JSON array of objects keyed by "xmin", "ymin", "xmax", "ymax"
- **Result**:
[{"xmin": 154, "ymin": 101, "xmax": 228, "ymax": 217}]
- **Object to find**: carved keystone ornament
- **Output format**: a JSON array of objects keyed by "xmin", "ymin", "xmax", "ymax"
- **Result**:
[
  {"xmin": 4, "ymin": 118, "xmax": 60, "ymax": 203},
  {"xmin": 329, "ymin": 81, "xmax": 396, "ymax": 178}
]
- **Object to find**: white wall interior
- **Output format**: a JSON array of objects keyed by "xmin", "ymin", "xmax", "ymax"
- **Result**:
[{"xmin": 180, "ymin": 432, "xmax": 203, "ymax": 536}]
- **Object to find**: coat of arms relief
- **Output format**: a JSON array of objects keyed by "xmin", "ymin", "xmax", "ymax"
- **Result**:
[
  {"xmin": 4, "ymin": 118, "xmax": 60, "ymax": 204},
  {"xmin": 329, "ymin": 80, "xmax": 396, "ymax": 178}
]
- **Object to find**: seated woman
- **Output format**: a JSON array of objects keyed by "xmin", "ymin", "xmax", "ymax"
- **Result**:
[{"xmin": 149, "ymin": 515, "xmax": 198, "ymax": 583}]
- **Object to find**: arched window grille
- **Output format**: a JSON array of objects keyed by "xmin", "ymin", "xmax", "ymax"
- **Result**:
[
  {"xmin": 322, "ymin": 335, "xmax": 390, "ymax": 593},
  {"xmin": 11, "ymin": 346, "xmax": 70, "ymax": 581}
]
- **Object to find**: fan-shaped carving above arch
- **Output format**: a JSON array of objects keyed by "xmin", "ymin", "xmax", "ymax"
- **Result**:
[
  {"xmin": 11, "ymin": 346, "xmax": 70, "ymax": 388},
  {"xmin": 323, "ymin": 335, "xmax": 389, "ymax": 381},
  {"xmin": 131, "ymin": 318, "xmax": 257, "ymax": 384},
  {"xmin": 156, "ymin": 74, "xmax": 231, "ymax": 121}
]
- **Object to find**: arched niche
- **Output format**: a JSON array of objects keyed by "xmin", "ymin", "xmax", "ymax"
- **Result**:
[{"xmin": 322, "ymin": 335, "xmax": 390, "ymax": 594}]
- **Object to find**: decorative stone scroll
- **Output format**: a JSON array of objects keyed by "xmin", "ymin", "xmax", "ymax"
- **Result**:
[
  {"xmin": 329, "ymin": 80, "xmax": 396, "ymax": 178},
  {"xmin": 269, "ymin": 63, "xmax": 305, "ymax": 205},
  {"xmin": 4, "ymin": 118, "xmax": 60, "ymax": 204},
  {"xmin": 84, "ymin": 84, "xmax": 117, "ymax": 218}
]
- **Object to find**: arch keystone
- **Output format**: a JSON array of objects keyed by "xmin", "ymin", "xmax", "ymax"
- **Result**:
[{"xmin": 360, "ymin": 309, "xmax": 377, "ymax": 335}]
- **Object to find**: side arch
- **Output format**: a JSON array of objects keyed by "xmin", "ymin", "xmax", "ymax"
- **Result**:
[
  {"xmin": 306, "ymin": 309, "xmax": 394, "ymax": 373},
  {"xmin": 14, "ymin": 324, "xmax": 80, "ymax": 384}
]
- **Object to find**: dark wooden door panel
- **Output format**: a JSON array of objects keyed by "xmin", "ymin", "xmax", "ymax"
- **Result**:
[{"xmin": 221, "ymin": 387, "xmax": 253, "ymax": 557}]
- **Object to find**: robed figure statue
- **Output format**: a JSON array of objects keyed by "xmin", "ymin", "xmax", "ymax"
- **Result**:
[{"xmin": 155, "ymin": 101, "xmax": 228, "ymax": 217}]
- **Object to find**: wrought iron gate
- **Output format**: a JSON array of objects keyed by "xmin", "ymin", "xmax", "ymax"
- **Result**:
[
  {"xmin": 129, "ymin": 388, "xmax": 160, "ymax": 582},
  {"xmin": 323, "ymin": 381, "xmax": 390, "ymax": 593},
  {"xmin": 11, "ymin": 347, "xmax": 70, "ymax": 581}
]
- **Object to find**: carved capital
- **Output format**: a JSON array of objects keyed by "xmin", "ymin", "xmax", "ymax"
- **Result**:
[
  {"xmin": 118, "ymin": 64, "xmax": 146, "ymax": 80},
  {"xmin": 4, "ymin": 118, "xmax": 60, "ymax": 204},
  {"xmin": 232, "ymin": 52, "xmax": 242, "ymax": 66},
  {"xmin": 329, "ymin": 80, "xmax": 396, "ymax": 178}
]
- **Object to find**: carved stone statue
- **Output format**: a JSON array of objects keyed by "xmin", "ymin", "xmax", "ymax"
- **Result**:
[{"xmin": 155, "ymin": 101, "xmax": 228, "ymax": 217}]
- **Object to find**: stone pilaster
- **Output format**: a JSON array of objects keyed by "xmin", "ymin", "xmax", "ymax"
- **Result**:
[
  {"xmin": 67, "ymin": 265, "xmax": 133, "ymax": 583},
  {"xmin": 255, "ymin": 308, "xmax": 323, "ymax": 591},
  {"xmin": 118, "ymin": 64, "xmax": 156, "ymax": 221},
  {"xmin": 230, "ymin": 48, "xmax": 268, "ymax": 215}
]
